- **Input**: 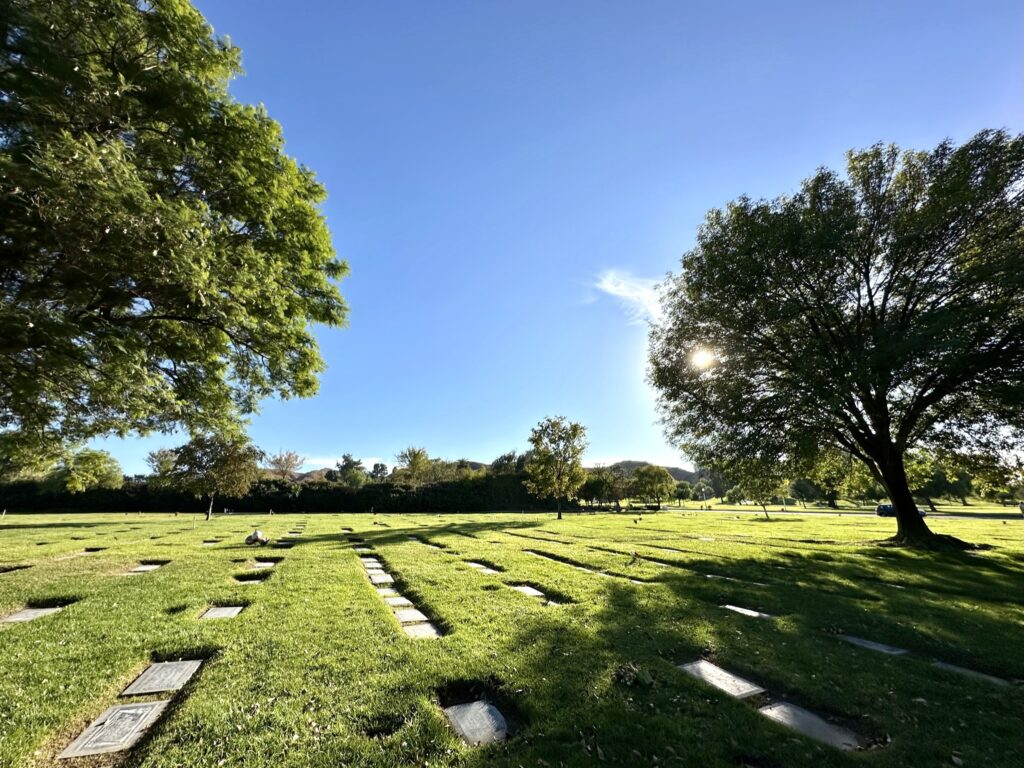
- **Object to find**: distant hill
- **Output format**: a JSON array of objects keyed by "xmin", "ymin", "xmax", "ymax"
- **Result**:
[{"xmin": 600, "ymin": 460, "xmax": 699, "ymax": 484}]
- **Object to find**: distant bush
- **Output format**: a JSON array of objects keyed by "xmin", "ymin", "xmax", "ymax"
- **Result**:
[{"xmin": 0, "ymin": 471, "xmax": 563, "ymax": 514}]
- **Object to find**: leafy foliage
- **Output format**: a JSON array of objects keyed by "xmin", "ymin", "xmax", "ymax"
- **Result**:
[
  {"xmin": 46, "ymin": 448, "xmax": 122, "ymax": 493},
  {"xmin": 0, "ymin": 0, "xmax": 348, "ymax": 461},
  {"xmin": 674, "ymin": 480, "xmax": 693, "ymax": 501},
  {"xmin": 268, "ymin": 450, "xmax": 304, "ymax": 480},
  {"xmin": 650, "ymin": 131, "xmax": 1024, "ymax": 544},
  {"xmin": 629, "ymin": 465, "xmax": 676, "ymax": 507},
  {"xmin": 332, "ymin": 453, "xmax": 367, "ymax": 488},
  {"xmin": 167, "ymin": 433, "xmax": 263, "ymax": 516},
  {"xmin": 525, "ymin": 416, "xmax": 587, "ymax": 518}
]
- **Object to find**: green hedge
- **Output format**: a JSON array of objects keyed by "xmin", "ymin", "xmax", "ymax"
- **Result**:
[{"xmin": 0, "ymin": 473, "xmax": 565, "ymax": 514}]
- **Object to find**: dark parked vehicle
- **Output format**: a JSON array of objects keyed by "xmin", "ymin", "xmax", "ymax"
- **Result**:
[{"xmin": 875, "ymin": 503, "xmax": 926, "ymax": 517}]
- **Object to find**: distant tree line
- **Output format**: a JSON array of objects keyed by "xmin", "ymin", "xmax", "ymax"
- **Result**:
[{"xmin": 3, "ymin": 416, "xmax": 1019, "ymax": 516}]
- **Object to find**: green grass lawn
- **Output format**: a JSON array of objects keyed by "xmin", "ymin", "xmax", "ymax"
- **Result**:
[
  {"xmin": 1, "ymin": 510, "xmax": 1021, "ymax": 767},
  {"xmin": 644, "ymin": 497, "xmax": 1023, "ymax": 517}
]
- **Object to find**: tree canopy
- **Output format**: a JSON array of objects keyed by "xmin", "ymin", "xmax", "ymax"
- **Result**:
[
  {"xmin": 650, "ymin": 131, "xmax": 1024, "ymax": 547},
  {"xmin": 332, "ymin": 454, "xmax": 368, "ymax": 488},
  {"xmin": 630, "ymin": 465, "xmax": 676, "ymax": 508},
  {"xmin": 46, "ymin": 448, "xmax": 123, "ymax": 493},
  {"xmin": 267, "ymin": 450, "xmax": 304, "ymax": 481},
  {"xmin": 525, "ymin": 416, "xmax": 587, "ymax": 520},
  {"xmin": 0, "ymin": 0, "xmax": 347, "ymax": 463},
  {"xmin": 167, "ymin": 433, "xmax": 264, "ymax": 519}
]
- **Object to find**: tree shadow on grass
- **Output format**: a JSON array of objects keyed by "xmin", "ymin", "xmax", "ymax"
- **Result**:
[{"xmin": 461, "ymin": 549, "xmax": 1024, "ymax": 768}]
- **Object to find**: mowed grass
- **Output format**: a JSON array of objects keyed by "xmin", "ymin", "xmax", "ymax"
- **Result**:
[{"xmin": 0, "ymin": 511, "xmax": 1022, "ymax": 768}]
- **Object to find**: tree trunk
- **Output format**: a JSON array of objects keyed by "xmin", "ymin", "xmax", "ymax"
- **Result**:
[
  {"xmin": 205, "ymin": 493, "xmax": 215, "ymax": 522},
  {"xmin": 760, "ymin": 503, "xmax": 770, "ymax": 520},
  {"xmin": 878, "ymin": 451, "xmax": 933, "ymax": 543},
  {"xmin": 556, "ymin": 498, "xmax": 562, "ymax": 521}
]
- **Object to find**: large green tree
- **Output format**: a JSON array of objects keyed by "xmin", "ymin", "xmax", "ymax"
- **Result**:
[
  {"xmin": 629, "ymin": 465, "xmax": 676, "ymax": 509},
  {"xmin": 168, "ymin": 433, "xmax": 263, "ymax": 520},
  {"xmin": 334, "ymin": 453, "xmax": 368, "ymax": 489},
  {"xmin": 394, "ymin": 447, "xmax": 429, "ymax": 488},
  {"xmin": 46, "ymin": 448, "xmax": 123, "ymax": 493},
  {"xmin": 650, "ymin": 131, "xmax": 1024, "ymax": 548},
  {"xmin": 0, "ymin": 0, "xmax": 347, "ymax": 462},
  {"xmin": 525, "ymin": 416, "xmax": 587, "ymax": 520}
]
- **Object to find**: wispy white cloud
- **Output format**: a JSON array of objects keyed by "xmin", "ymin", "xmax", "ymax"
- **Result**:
[{"xmin": 594, "ymin": 269, "xmax": 662, "ymax": 324}]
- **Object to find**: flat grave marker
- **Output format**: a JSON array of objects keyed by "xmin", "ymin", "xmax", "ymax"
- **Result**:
[
  {"xmin": 128, "ymin": 563, "xmax": 163, "ymax": 573},
  {"xmin": 704, "ymin": 573, "xmax": 768, "ymax": 586},
  {"xmin": 369, "ymin": 572, "xmax": 394, "ymax": 585},
  {"xmin": 354, "ymin": 547, "xmax": 373, "ymax": 553},
  {"xmin": 394, "ymin": 607, "xmax": 428, "ymax": 624},
  {"xmin": 443, "ymin": 700, "xmax": 508, "ymax": 745},
  {"xmin": 839, "ymin": 635, "xmax": 908, "ymax": 655},
  {"xmin": 58, "ymin": 701, "xmax": 169, "ymax": 759},
  {"xmin": 758, "ymin": 702, "xmax": 862, "ymax": 750},
  {"xmin": 678, "ymin": 660, "xmax": 765, "ymax": 699},
  {"xmin": 201, "ymin": 606, "xmax": 243, "ymax": 620},
  {"xmin": 385, "ymin": 596, "xmax": 413, "ymax": 607},
  {"xmin": 722, "ymin": 604, "xmax": 773, "ymax": 619},
  {"xmin": 403, "ymin": 621, "xmax": 441, "ymax": 639},
  {"xmin": 251, "ymin": 560, "xmax": 276, "ymax": 569},
  {"xmin": 2, "ymin": 606, "xmax": 64, "ymax": 623},
  {"xmin": 121, "ymin": 660, "xmax": 202, "ymax": 696},
  {"xmin": 234, "ymin": 573, "xmax": 270, "ymax": 584},
  {"xmin": 376, "ymin": 587, "xmax": 398, "ymax": 596},
  {"xmin": 511, "ymin": 585, "xmax": 545, "ymax": 598},
  {"xmin": 931, "ymin": 661, "xmax": 1008, "ymax": 686},
  {"xmin": 465, "ymin": 562, "xmax": 499, "ymax": 574}
]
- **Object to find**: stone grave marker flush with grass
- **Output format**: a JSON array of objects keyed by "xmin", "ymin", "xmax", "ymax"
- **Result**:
[
  {"xmin": 121, "ymin": 661, "xmax": 202, "ymax": 696},
  {"xmin": 403, "ymin": 621, "xmax": 441, "ymax": 639},
  {"xmin": 443, "ymin": 701, "xmax": 509, "ymax": 746},
  {"xmin": 59, "ymin": 701, "xmax": 169, "ymax": 759},
  {"xmin": 758, "ymin": 702, "xmax": 863, "ymax": 750},
  {"xmin": 201, "ymin": 606, "xmax": 244, "ymax": 619},
  {"xmin": 2, "ymin": 606, "xmax": 64, "ymax": 623},
  {"xmin": 839, "ymin": 635, "xmax": 908, "ymax": 655},
  {"xmin": 678, "ymin": 660, "xmax": 765, "ymax": 699},
  {"xmin": 394, "ymin": 608, "xmax": 429, "ymax": 624},
  {"xmin": 722, "ymin": 604, "xmax": 774, "ymax": 618}
]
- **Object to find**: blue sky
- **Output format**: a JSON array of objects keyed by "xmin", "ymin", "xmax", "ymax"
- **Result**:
[{"xmin": 96, "ymin": 0, "xmax": 1024, "ymax": 475}]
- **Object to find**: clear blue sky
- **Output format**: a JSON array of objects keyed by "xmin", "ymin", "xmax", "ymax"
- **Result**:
[{"xmin": 96, "ymin": 0, "xmax": 1024, "ymax": 475}]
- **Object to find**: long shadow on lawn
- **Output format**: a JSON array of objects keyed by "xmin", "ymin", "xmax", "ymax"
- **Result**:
[{"xmin": 470, "ymin": 555, "xmax": 1023, "ymax": 767}]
